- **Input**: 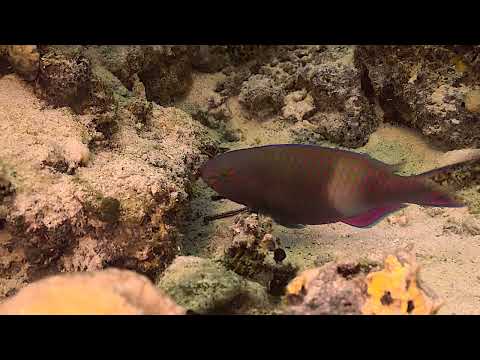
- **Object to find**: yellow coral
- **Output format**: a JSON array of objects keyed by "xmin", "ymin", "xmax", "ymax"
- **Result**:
[
  {"xmin": 362, "ymin": 255, "xmax": 441, "ymax": 315},
  {"xmin": 286, "ymin": 268, "xmax": 320, "ymax": 296}
]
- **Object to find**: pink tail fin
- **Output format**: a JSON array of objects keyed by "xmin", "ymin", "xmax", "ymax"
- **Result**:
[{"xmin": 408, "ymin": 161, "xmax": 470, "ymax": 208}]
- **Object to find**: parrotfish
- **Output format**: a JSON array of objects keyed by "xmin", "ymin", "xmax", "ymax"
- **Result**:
[{"xmin": 200, "ymin": 144, "xmax": 476, "ymax": 228}]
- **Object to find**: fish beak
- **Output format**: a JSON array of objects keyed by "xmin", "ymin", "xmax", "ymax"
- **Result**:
[{"xmin": 199, "ymin": 163, "xmax": 218, "ymax": 187}]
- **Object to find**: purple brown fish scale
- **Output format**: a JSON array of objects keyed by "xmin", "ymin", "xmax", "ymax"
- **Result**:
[{"xmin": 259, "ymin": 148, "xmax": 326, "ymax": 222}]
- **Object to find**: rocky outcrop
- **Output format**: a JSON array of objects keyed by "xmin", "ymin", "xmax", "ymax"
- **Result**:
[
  {"xmin": 0, "ymin": 73, "xmax": 215, "ymax": 298},
  {"xmin": 239, "ymin": 74, "xmax": 286, "ymax": 119},
  {"xmin": 218, "ymin": 46, "xmax": 379, "ymax": 147},
  {"xmin": 355, "ymin": 45, "xmax": 480, "ymax": 150},
  {"xmin": 0, "ymin": 45, "xmax": 38, "ymax": 80},
  {"xmin": 297, "ymin": 47, "xmax": 379, "ymax": 147}
]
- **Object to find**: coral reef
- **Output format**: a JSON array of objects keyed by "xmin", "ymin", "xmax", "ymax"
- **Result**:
[
  {"xmin": 215, "ymin": 46, "xmax": 379, "ymax": 147},
  {"xmin": 355, "ymin": 45, "xmax": 480, "ymax": 150},
  {"xmin": 1, "ymin": 44, "xmax": 478, "ymax": 315},
  {"xmin": 0, "ymin": 269, "xmax": 185, "ymax": 315},
  {"xmin": 0, "ymin": 71, "xmax": 214, "ymax": 297}
]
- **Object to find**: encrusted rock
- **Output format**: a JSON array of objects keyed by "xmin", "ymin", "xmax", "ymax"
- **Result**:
[
  {"xmin": 465, "ymin": 89, "xmax": 480, "ymax": 113},
  {"xmin": 139, "ymin": 46, "xmax": 193, "ymax": 105},
  {"xmin": 297, "ymin": 47, "xmax": 379, "ymax": 147},
  {"xmin": 281, "ymin": 90, "xmax": 315, "ymax": 122},
  {"xmin": 462, "ymin": 215, "xmax": 480, "ymax": 236},
  {"xmin": 156, "ymin": 256, "xmax": 269, "ymax": 314},
  {"xmin": 38, "ymin": 52, "xmax": 92, "ymax": 110},
  {"xmin": 0, "ymin": 174, "xmax": 14, "ymax": 203},
  {"xmin": 0, "ymin": 74, "xmax": 215, "ymax": 297},
  {"xmin": 285, "ymin": 262, "xmax": 368, "ymax": 315},
  {"xmin": 222, "ymin": 213, "xmax": 297, "ymax": 296},
  {"xmin": 238, "ymin": 74, "xmax": 285, "ymax": 119},
  {"xmin": 6, "ymin": 45, "xmax": 40, "ymax": 81},
  {"xmin": 427, "ymin": 149, "xmax": 480, "ymax": 190},
  {"xmin": 355, "ymin": 45, "xmax": 480, "ymax": 149},
  {"xmin": 215, "ymin": 67, "xmax": 252, "ymax": 97},
  {"xmin": 285, "ymin": 246, "xmax": 441, "ymax": 315}
]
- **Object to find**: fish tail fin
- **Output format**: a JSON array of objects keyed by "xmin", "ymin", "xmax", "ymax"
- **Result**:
[
  {"xmin": 404, "ymin": 153, "xmax": 480, "ymax": 208},
  {"xmin": 405, "ymin": 172, "xmax": 464, "ymax": 208}
]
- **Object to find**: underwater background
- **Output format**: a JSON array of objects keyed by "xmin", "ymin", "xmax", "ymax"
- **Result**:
[{"xmin": 0, "ymin": 45, "xmax": 480, "ymax": 314}]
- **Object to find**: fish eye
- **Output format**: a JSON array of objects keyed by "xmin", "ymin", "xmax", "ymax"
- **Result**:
[{"xmin": 220, "ymin": 168, "xmax": 235, "ymax": 178}]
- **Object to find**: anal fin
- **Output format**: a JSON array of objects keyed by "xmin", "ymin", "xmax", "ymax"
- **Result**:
[{"xmin": 341, "ymin": 203, "xmax": 407, "ymax": 228}]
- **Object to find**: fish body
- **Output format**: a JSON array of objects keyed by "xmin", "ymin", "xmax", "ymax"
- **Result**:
[{"xmin": 200, "ymin": 144, "xmax": 469, "ymax": 228}]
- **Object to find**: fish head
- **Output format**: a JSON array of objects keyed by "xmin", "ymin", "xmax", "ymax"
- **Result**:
[{"xmin": 200, "ymin": 155, "xmax": 238, "ymax": 193}]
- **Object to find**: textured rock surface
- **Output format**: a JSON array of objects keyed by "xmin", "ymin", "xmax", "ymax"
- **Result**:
[
  {"xmin": 156, "ymin": 256, "xmax": 269, "ymax": 314},
  {"xmin": 0, "ymin": 268, "xmax": 185, "ymax": 315},
  {"xmin": 221, "ymin": 213, "xmax": 297, "ymax": 297},
  {"xmin": 422, "ymin": 149, "xmax": 480, "ymax": 193},
  {"xmin": 219, "ymin": 46, "xmax": 379, "ymax": 147},
  {"xmin": 355, "ymin": 45, "xmax": 480, "ymax": 150},
  {"xmin": 285, "ymin": 262, "xmax": 370, "ymax": 315},
  {"xmin": 191, "ymin": 45, "xmax": 230, "ymax": 73},
  {"xmin": 38, "ymin": 52, "xmax": 92, "ymax": 109},
  {"xmin": 296, "ymin": 46, "xmax": 379, "ymax": 147},
  {"xmin": 0, "ymin": 74, "xmax": 214, "ymax": 298},
  {"xmin": 5, "ymin": 45, "xmax": 39, "ymax": 81},
  {"xmin": 281, "ymin": 90, "xmax": 315, "ymax": 122},
  {"xmin": 85, "ymin": 45, "xmax": 193, "ymax": 105},
  {"xmin": 239, "ymin": 74, "xmax": 286, "ymax": 119}
]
